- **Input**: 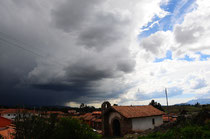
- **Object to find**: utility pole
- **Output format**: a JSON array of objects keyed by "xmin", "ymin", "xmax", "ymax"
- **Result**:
[{"xmin": 165, "ymin": 88, "xmax": 169, "ymax": 122}]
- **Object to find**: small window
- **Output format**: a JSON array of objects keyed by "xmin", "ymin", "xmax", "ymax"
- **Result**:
[
  {"xmin": 152, "ymin": 118, "xmax": 155, "ymax": 125},
  {"xmin": 8, "ymin": 114, "xmax": 10, "ymax": 116}
]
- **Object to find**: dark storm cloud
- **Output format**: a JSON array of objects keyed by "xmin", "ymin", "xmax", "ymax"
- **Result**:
[
  {"xmin": 52, "ymin": 0, "xmax": 130, "ymax": 51},
  {"xmin": 0, "ymin": 0, "xmax": 135, "ymax": 105},
  {"xmin": 51, "ymin": 0, "xmax": 100, "ymax": 32},
  {"xmin": 29, "ymin": 55, "xmax": 135, "ymax": 103},
  {"xmin": 77, "ymin": 12, "xmax": 130, "ymax": 50}
]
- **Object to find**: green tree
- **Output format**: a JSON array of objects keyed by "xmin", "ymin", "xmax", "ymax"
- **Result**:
[
  {"xmin": 54, "ymin": 117, "xmax": 101, "ymax": 139},
  {"xmin": 13, "ymin": 115, "xmax": 101, "ymax": 139},
  {"xmin": 14, "ymin": 115, "xmax": 57, "ymax": 139},
  {"xmin": 80, "ymin": 103, "xmax": 85, "ymax": 109},
  {"xmin": 149, "ymin": 100, "xmax": 164, "ymax": 111},
  {"xmin": 195, "ymin": 102, "xmax": 201, "ymax": 107}
]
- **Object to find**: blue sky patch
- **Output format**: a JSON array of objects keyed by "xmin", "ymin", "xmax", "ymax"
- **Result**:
[
  {"xmin": 178, "ymin": 55, "xmax": 195, "ymax": 61},
  {"xmin": 196, "ymin": 52, "xmax": 210, "ymax": 61},
  {"xmin": 154, "ymin": 51, "xmax": 210, "ymax": 63},
  {"xmin": 139, "ymin": 0, "xmax": 196, "ymax": 39},
  {"xmin": 154, "ymin": 50, "xmax": 172, "ymax": 62}
]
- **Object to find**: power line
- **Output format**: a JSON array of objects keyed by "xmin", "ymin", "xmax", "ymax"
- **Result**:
[
  {"xmin": 0, "ymin": 36, "xmax": 43, "ymax": 58},
  {"xmin": 0, "ymin": 32, "xmax": 65, "ymax": 66}
]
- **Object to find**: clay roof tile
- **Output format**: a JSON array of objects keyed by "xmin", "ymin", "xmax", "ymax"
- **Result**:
[{"xmin": 112, "ymin": 105, "xmax": 164, "ymax": 118}]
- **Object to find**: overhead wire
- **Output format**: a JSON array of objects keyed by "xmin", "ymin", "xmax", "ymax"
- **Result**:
[{"xmin": 0, "ymin": 31, "xmax": 65, "ymax": 67}]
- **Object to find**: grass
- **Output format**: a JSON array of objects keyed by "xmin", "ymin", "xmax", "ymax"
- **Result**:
[
  {"xmin": 138, "ymin": 123, "xmax": 210, "ymax": 139},
  {"xmin": 162, "ymin": 105, "xmax": 210, "ymax": 114}
]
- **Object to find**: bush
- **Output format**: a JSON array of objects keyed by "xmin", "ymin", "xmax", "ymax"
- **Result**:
[
  {"xmin": 13, "ymin": 115, "xmax": 101, "ymax": 139},
  {"xmin": 139, "ymin": 125, "xmax": 210, "ymax": 139},
  {"xmin": 53, "ymin": 117, "xmax": 101, "ymax": 139}
]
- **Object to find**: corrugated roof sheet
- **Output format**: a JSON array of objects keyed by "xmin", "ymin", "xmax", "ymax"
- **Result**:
[{"xmin": 112, "ymin": 105, "xmax": 164, "ymax": 118}]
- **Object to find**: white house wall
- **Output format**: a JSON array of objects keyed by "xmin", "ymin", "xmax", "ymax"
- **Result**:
[
  {"xmin": 132, "ymin": 115, "xmax": 163, "ymax": 131},
  {"xmin": 1, "ymin": 113, "xmax": 31, "ymax": 120},
  {"xmin": 1, "ymin": 113, "xmax": 17, "ymax": 120}
]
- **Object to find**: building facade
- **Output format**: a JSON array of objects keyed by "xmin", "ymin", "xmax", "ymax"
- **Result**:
[
  {"xmin": 0, "ymin": 109, "xmax": 36, "ymax": 120},
  {"xmin": 102, "ymin": 101, "xmax": 164, "ymax": 136}
]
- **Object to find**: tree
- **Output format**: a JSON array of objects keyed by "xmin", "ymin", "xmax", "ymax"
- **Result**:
[
  {"xmin": 14, "ymin": 115, "xmax": 57, "ymax": 139},
  {"xmin": 195, "ymin": 102, "xmax": 201, "ymax": 107},
  {"xmin": 80, "ymin": 103, "xmax": 85, "ymax": 109},
  {"xmin": 54, "ymin": 117, "xmax": 101, "ymax": 139},
  {"xmin": 149, "ymin": 100, "xmax": 164, "ymax": 111},
  {"xmin": 13, "ymin": 115, "xmax": 101, "ymax": 139}
]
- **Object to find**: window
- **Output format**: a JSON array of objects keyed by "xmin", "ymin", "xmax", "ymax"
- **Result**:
[
  {"xmin": 152, "ymin": 118, "xmax": 155, "ymax": 125},
  {"xmin": 8, "ymin": 114, "xmax": 10, "ymax": 116}
]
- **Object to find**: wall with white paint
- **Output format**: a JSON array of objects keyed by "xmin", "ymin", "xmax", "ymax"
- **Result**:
[
  {"xmin": 1, "ymin": 113, "xmax": 31, "ymax": 120},
  {"xmin": 132, "ymin": 115, "xmax": 163, "ymax": 131}
]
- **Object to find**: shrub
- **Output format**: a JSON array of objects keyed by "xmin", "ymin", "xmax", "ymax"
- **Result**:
[
  {"xmin": 13, "ymin": 115, "xmax": 101, "ymax": 139},
  {"xmin": 53, "ymin": 117, "xmax": 101, "ymax": 139}
]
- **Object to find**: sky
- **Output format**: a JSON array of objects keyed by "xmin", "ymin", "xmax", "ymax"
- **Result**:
[{"xmin": 0, "ymin": 0, "xmax": 210, "ymax": 107}]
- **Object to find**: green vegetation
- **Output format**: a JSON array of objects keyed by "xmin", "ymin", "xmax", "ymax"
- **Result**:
[
  {"xmin": 138, "ymin": 108, "xmax": 210, "ymax": 139},
  {"xmin": 138, "ymin": 123, "xmax": 210, "ymax": 139},
  {"xmin": 149, "ymin": 100, "xmax": 164, "ymax": 111},
  {"xmin": 54, "ymin": 117, "xmax": 101, "ymax": 139},
  {"xmin": 13, "ymin": 114, "xmax": 101, "ymax": 139},
  {"xmin": 162, "ymin": 104, "xmax": 210, "ymax": 114}
]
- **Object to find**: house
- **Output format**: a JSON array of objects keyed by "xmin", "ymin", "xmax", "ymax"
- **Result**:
[
  {"xmin": 0, "ymin": 116, "xmax": 14, "ymax": 139},
  {"xmin": 101, "ymin": 101, "xmax": 165, "ymax": 136},
  {"xmin": 162, "ymin": 113, "xmax": 177, "ymax": 123},
  {"xmin": 0, "ymin": 109, "xmax": 35, "ymax": 120},
  {"xmin": 73, "ymin": 111, "xmax": 102, "ymax": 130},
  {"xmin": 91, "ymin": 111, "xmax": 102, "ymax": 130},
  {"xmin": 68, "ymin": 110, "xmax": 79, "ymax": 115}
]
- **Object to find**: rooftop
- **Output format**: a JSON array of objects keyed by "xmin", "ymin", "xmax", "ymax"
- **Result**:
[
  {"xmin": 0, "ymin": 116, "xmax": 12, "ymax": 128},
  {"xmin": 112, "ymin": 105, "xmax": 165, "ymax": 118}
]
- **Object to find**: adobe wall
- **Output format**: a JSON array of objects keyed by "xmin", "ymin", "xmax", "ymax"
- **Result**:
[{"xmin": 108, "ymin": 112, "xmax": 132, "ymax": 136}]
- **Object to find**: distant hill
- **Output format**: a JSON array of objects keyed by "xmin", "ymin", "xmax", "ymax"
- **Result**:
[
  {"xmin": 186, "ymin": 98, "xmax": 210, "ymax": 105},
  {"xmin": 174, "ymin": 98, "xmax": 210, "ymax": 106},
  {"xmin": 174, "ymin": 103, "xmax": 190, "ymax": 106}
]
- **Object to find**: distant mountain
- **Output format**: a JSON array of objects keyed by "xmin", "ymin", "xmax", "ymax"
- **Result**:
[
  {"xmin": 174, "ymin": 103, "xmax": 190, "ymax": 106},
  {"xmin": 186, "ymin": 98, "xmax": 210, "ymax": 105}
]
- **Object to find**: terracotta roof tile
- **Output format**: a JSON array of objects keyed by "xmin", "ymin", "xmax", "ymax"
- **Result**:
[
  {"xmin": 46, "ymin": 111, "xmax": 65, "ymax": 114},
  {"xmin": 0, "ymin": 126, "xmax": 15, "ymax": 139},
  {"xmin": 84, "ymin": 113, "xmax": 94, "ymax": 121},
  {"xmin": 0, "ymin": 109, "xmax": 30, "ymax": 114},
  {"xmin": 0, "ymin": 116, "xmax": 12, "ymax": 128},
  {"xmin": 94, "ymin": 119, "xmax": 102, "ymax": 122},
  {"xmin": 112, "ymin": 105, "xmax": 164, "ymax": 118},
  {"xmin": 92, "ymin": 111, "xmax": 101, "ymax": 115}
]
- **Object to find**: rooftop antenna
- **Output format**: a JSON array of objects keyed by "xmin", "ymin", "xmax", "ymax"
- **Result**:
[{"xmin": 165, "ymin": 88, "xmax": 169, "ymax": 122}]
